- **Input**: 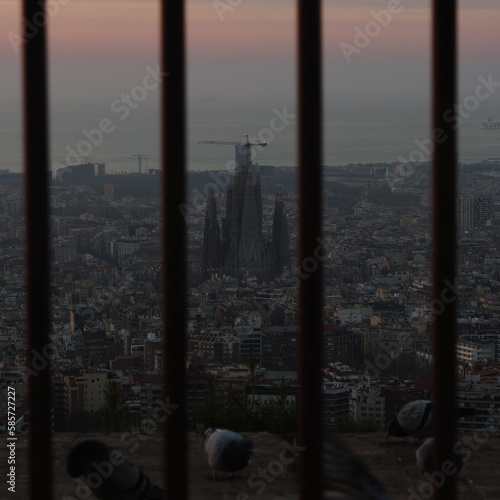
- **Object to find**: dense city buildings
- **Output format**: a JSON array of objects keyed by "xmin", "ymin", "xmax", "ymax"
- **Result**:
[{"xmin": 2, "ymin": 160, "xmax": 500, "ymax": 434}]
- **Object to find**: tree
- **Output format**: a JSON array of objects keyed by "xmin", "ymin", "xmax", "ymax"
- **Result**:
[{"xmin": 100, "ymin": 384, "xmax": 130, "ymax": 432}]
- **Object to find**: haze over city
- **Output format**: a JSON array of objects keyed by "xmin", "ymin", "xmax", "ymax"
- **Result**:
[{"xmin": 1, "ymin": 0, "xmax": 500, "ymax": 173}]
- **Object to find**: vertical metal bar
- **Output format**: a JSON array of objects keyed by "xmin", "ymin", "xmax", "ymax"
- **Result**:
[
  {"xmin": 297, "ymin": 1, "xmax": 323, "ymax": 499},
  {"xmin": 160, "ymin": 1, "xmax": 187, "ymax": 499},
  {"xmin": 431, "ymin": 1, "xmax": 457, "ymax": 499},
  {"xmin": 22, "ymin": 0, "xmax": 52, "ymax": 498}
]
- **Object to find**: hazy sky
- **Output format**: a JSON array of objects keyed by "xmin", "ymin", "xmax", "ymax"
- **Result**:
[{"xmin": 2, "ymin": 0, "xmax": 500, "ymax": 173}]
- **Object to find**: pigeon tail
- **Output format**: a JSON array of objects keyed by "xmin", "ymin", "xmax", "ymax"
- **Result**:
[{"xmin": 386, "ymin": 419, "xmax": 408, "ymax": 439}]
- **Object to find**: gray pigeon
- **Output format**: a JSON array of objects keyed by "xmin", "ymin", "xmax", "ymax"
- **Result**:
[
  {"xmin": 202, "ymin": 427, "xmax": 254, "ymax": 480},
  {"xmin": 415, "ymin": 437, "xmax": 464, "ymax": 476},
  {"xmin": 283, "ymin": 432, "xmax": 392, "ymax": 499},
  {"xmin": 66, "ymin": 439, "xmax": 163, "ymax": 500},
  {"xmin": 387, "ymin": 400, "xmax": 476, "ymax": 440},
  {"xmin": 416, "ymin": 437, "xmax": 434, "ymax": 474},
  {"xmin": 387, "ymin": 400, "xmax": 433, "ymax": 440},
  {"xmin": 322, "ymin": 433, "xmax": 392, "ymax": 499}
]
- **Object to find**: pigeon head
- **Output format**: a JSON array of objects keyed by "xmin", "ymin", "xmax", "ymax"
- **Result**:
[
  {"xmin": 242, "ymin": 438, "xmax": 253, "ymax": 450},
  {"xmin": 67, "ymin": 439, "xmax": 111, "ymax": 478},
  {"xmin": 386, "ymin": 419, "xmax": 408, "ymax": 439},
  {"xmin": 66, "ymin": 439, "xmax": 163, "ymax": 500},
  {"xmin": 243, "ymin": 438, "xmax": 254, "ymax": 456},
  {"xmin": 203, "ymin": 427, "xmax": 216, "ymax": 440}
]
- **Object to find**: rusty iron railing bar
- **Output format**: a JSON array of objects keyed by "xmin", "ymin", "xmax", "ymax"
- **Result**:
[
  {"xmin": 160, "ymin": 0, "xmax": 187, "ymax": 499},
  {"xmin": 297, "ymin": 0, "xmax": 324, "ymax": 498},
  {"xmin": 431, "ymin": 1, "xmax": 458, "ymax": 499},
  {"xmin": 22, "ymin": 0, "xmax": 53, "ymax": 498}
]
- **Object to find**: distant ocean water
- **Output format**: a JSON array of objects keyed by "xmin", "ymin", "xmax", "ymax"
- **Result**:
[{"xmin": 1, "ymin": 117, "xmax": 499, "ymax": 175}]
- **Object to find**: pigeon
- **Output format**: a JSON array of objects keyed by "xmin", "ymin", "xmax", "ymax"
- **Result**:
[
  {"xmin": 66, "ymin": 439, "xmax": 163, "ymax": 500},
  {"xmin": 283, "ymin": 432, "xmax": 392, "ymax": 499},
  {"xmin": 386, "ymin": 400, "xmax": 433, "ymax": 440},
  {"xmin": 387, "ymin": 400, "xmax": 476, "ymax": 440},
  {"xmin": 415, "ymin": 437, "xmax": 464, "ymax": 476},
  {"xmin": 202, "ymin": 427, "xmax": 254, "ymax": 480},
  {"xmin": 323, "ymin": 432, "xmax": 393, "ymax": 499}
]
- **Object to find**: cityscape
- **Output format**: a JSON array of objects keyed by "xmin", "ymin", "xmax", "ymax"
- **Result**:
[
  {"xmin": 3, "ymin": 0, "xmax": 500, "ymax": 497},
  {"xmin": 1, "ymin": 141, "xmax": 500, "ymax": 439}
]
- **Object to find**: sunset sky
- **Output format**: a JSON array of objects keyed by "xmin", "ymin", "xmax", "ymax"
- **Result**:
[{"xmin": 1, "ymin": 0, "xmax": 500, "ymax": 172}]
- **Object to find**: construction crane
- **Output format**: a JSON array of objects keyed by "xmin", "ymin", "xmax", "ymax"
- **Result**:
[
  {"xmin": 197, "ymin": 134, "xmax": 267, "ymax": 167},
  {"xmin": 132, "ymin": 154, "xmax": 151, "ymax": 174}
]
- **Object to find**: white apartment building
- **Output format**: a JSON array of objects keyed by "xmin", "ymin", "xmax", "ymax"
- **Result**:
[
  {"xmin": 349, "ymin": 386, "xmax": 385, "ymax": 424},
  {"xmin": 456, "ymin": 340, "xmax": 495, "ymax": 365}
]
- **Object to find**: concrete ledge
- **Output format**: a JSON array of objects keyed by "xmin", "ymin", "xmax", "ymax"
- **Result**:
[{"xmin": 2, "ymin": 432, "xmax": 499, "ymax": 499}]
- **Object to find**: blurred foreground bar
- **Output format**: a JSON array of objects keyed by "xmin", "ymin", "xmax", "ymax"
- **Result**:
[
  {"xmin": 160, "ymin": 1, "xmax": 187, "ymax": 499},
  {"xmin": 431, "ymin": 1, "xmax": 458, "ymax": 499},
  {"xmin": 22, "ymin": 0, "xmax": 53, "ymax": 498},
  {"xmin": 297, "ymin": 1, "xmax": 324, "ymax": 499}
]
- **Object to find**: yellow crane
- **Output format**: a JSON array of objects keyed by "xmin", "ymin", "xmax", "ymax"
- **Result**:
[{"xmin": 197, "ymin": 134, "xmax": 267, "ymax": 167}]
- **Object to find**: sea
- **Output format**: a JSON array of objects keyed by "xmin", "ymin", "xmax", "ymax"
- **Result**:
[{"xmin": 1, "ymin": 114, "xmax": 499, "ymax": 175}]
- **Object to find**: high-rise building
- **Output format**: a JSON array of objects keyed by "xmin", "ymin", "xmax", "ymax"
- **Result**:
[
  {"xmin": 472, "ymin": 196, "xmax": 493, "ymax": 227},
  {"xmin": 457, "ymin": 195, "xmax": 493, "ymax": 231}
]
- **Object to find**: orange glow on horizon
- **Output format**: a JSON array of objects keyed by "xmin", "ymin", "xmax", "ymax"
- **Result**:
[
  {"xmin": 2, "ymin": 1, "xmax": 498, "ymax": 66},
  {"xmin": 48, "ymin": 1, "xmax": 160, "ymax": 60}
]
